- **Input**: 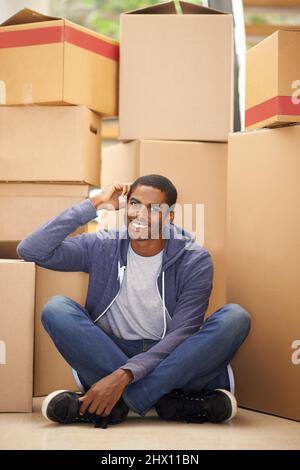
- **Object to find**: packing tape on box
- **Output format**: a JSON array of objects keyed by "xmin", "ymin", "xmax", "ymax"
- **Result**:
[{"xmin": 0, "ymin": 81, "xmax": 6, "ymax": 104}]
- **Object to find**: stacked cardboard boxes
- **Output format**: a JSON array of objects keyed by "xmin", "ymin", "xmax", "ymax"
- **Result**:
[
  {"xmin": 100, "ymin": 2, "xmax": 300, "ymax": 422},
  {"xmin": 101, "ymin": 0, "xmax": 234, "ymax": 317},
  {"xmin": 227, "ymin": 31, "xmax": 300, "ymax": 421},
  {"xmin": 2, "ymin": 1, "xmax": 297, "ymax": 423},
  {"xmin": 0, "ymin": 9, "xmax": 119, "ymax": 409}
]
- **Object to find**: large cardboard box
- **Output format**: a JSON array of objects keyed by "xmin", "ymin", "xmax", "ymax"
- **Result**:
[
  {"xmin": 227, "ymin": 126, "xmax": 300, "ymax": 421},
  {"xmin": 246, "ymin": 29, "xmax": 300, "ymax": 130},
  {"xmin": 0, "ymin": 106, "xmax": 101, "ymax": 185},
  {"xmin": 34, "ymin": 267, "xmax": 88, "ymax": 396},
  {"xmin": 0, "ymin": 255, "xmax": 35, "ymax": 411},
  {"xmin": 0, "ymin": 183, "xmax": 93, "ymax": 241},
  {"xmin": 0, "ymin": 9, "xmax": 119, "ymax": 116},
  {"xmin": 101, "ymin": 141, "xmax": 140, "ymax": 188},
  {"xmin": 101, "ymin": 140, "xmax": 227, "ymax": 315},
  {"xmin": 119, "ymin": 1, "xmax": 233, "ymax": 142}
]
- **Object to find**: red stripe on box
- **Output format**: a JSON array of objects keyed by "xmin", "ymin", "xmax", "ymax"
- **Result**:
[
  {"xmin": 65, "ymin": 25, "xmax": 119, "ymax": 62},
  {"xmin": 0, "ymin": 24, "xmax": 119, "ymax": 61},
  {"xmin": 0, "ymin": 26, "xmax": 64, "ymax": 48},
  {"xmin": 246, "ymin": 96, "xmax": 300, "ymax": 127}
]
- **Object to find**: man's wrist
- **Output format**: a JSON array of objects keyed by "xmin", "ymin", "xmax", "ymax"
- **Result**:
[
  {"xmin": 114, "ymin": 368, "xmax": 134, "ymax": 385},
  {"xmin": 89, "ymin": 195, "xmax": 103, "ymax": 210}
]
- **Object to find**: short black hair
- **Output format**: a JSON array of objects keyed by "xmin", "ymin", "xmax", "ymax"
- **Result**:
[{"xmin": 128, "ymin": 174, "xmax": 177, "ymax": 208}]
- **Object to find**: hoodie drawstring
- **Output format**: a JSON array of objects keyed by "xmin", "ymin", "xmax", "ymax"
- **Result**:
[
  {"xmin": 161, "ymin": 271, "xmax": 167, "ymax": 339},
  {"xmin": 117, "ymin": 260, "xmax": 126, "ymax": 285},
  {"xmin": 96, "ymin": 261, "xmax": 167, "ymax": 339}
]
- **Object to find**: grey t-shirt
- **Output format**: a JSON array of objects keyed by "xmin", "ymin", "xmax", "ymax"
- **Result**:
[{"xmin": 96, "ymin": 243, "xmax": 171, "ymax": 340}]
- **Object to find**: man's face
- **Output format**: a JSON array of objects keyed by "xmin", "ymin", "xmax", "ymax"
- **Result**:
[{"xmin": 126, "ymin": 185, "xmax": 174, "ymax": 240}]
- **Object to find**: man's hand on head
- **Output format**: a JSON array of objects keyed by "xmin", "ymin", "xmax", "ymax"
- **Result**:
[{"xmin": 90, "ymin": 182, "xmax": 132, "ymax": 211}]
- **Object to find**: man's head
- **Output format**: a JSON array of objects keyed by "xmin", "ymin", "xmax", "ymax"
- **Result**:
[{"xmin": 126, "ymin": 174, "xmax": 177, "ymax": 241}]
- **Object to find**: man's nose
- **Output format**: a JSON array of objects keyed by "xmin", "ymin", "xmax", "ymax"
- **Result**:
[{"xmin": 135, "ymin": 205, "xmax": 148, "ymax": 219}]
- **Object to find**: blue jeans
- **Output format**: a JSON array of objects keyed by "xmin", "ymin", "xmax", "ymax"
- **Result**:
[{"xmin": 41, "ymin": 295, "xmax": 251, "ymax": 417}]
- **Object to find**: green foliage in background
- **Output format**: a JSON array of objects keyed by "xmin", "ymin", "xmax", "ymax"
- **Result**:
[
  {"xmin": 83, "ymin": 0, "xmax": 167, "ymax": 38},
  {"xmin": 82, "ymin": 0, "xmax": 203, "ymax": 39},
  {"xmin": 245, "ymin": 13, "xmax": 300, "ymax": 26}
]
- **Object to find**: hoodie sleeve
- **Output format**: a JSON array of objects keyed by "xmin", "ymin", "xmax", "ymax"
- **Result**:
[
  {"xmin": 120, "ymin": 250, "xmax": 213, "ymax": 383},
  {"xmin": 16, "ymin": 198, "xmax": 98, "ymax": 273}
]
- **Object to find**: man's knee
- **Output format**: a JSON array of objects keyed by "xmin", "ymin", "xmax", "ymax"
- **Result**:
[
  {"xmin": 41, "ymin": 294, "xmax": 71, "ymax": 329},
  {"xmin": 222, "ymin": 303, "xmax": 251, "ymax": 338}
]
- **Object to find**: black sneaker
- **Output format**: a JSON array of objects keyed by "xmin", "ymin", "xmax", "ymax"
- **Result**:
[
  {"xmin": 155, "ymin": 388, "xmax": 237, "ymax": 424},
  {"xmin": 41, "ymin": 390, "xmax": 130, "ymax": 428}
]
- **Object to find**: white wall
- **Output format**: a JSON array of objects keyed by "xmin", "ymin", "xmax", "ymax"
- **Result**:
[{"xmin": 0, "ymin": 0, "xmax": 50, "ymax": 23}]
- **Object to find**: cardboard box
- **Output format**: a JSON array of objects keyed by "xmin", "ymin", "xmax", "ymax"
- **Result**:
[
  {"xmin": 246, "ymin": 29, "xmax": 300, "ymax": 130},
  {"xmin": 34, "ymin": 267, "xmax": 88, "ymax": 396},
  {"xmin": 0, "ymin": 9, "xmax": 119, "ymax": 116},
  {"xmin": 0, "ymin": 183, "xmax": 93, "ymax": 241},
  {"xmin": 1, "ymin": 242, "xmax": 87, "ymax": 397},
  {"xmin": 99, "ymin": 141, "xmax": 140, "ymax": 232},
  {"xmin": 227, "ymin": 126, "xmax": 300, "ymax": 421},
  {"xmin": 0, "ymin": 255, "xmax": 35, "ymax": 411},
  {"xmin": 0, "ymin": 106, "xmax": 101, "ymax": 185},
  {"xmin": 101, "ymin": 141, "xmax": 140, "ymax": 188},
  {"xmin": 119, "ymin": 1, "xmax": 233, "ymax": 142},
  {"xmin": 101, "ymin": 140, "xmax": 227, "ymax": 315}
]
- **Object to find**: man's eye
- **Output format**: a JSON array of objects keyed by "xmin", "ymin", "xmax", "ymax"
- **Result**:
[{"xmin": 130, "ymin": 201, "xmax": 141, "ymax": 209}]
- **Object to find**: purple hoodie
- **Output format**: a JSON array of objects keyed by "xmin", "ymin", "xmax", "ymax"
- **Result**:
[{"xmin": 17, "ymin": 198, "xmax": 213, "ymax": 383}]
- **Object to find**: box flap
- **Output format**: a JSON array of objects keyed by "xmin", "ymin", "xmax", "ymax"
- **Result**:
[
  {"xmin": 179, "ymin": 0, "xmax": 226, "ymax": 15},
  {"xmin": 124, "ymin": 1, "xmax": 176, "ymax": 15},
  {"xmin": 254, "ymin": 27, "xmax": 300, "ymax": 46},
  {"xmin": 279, "ymin": 26, "xmax": 300, "ymax": 31},
  {"xmin": 1, "ymin": 8, "xmax": 60, "ymax": 27}
]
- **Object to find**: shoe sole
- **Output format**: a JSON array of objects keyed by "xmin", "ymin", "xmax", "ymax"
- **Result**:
[
  {"xmin": 41, "ymin": 389, "xmax": 70, "ymax": 422},
  {"xmin": 215, "ymin": 388, "xmax": 237, "ymax": 422}
]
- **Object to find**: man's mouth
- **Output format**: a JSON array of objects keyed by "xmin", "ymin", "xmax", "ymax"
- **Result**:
[{"xmin": 131, "ymin": 220, "xmax": 148, "ymax": 229}]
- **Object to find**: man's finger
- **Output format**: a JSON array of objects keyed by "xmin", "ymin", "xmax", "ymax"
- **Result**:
[
  {"xmin": 125, "ymin": 182, "xmax": 132, "ymax": 195},
  {"xmin": 121, "ymin": 182, "xmax": 132, "ymax": 196},
  {"xmin": 79, "ymin": 395, "xmax": 93, "ymax": 415},
  {"xmin": 96, "ymin": 403, "xmax": 110, "ymax": 417},
  {"xmin": 88, "ymin": 397, "xmax": 102, "ymax": 415}
]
